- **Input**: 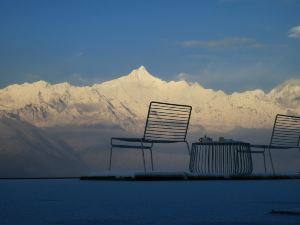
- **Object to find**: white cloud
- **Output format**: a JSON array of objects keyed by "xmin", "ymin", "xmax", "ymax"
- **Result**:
[
  {"xmin": 67, "ymin": 73, "xmax": 105, "ymax": 86},
  {"xmin": 177, "ymin": 72, "xmax": 190, "ymax": 81},
  {"xmin": 180, "ymin": 37, "xmax": 264, "ymax": 49},
  {"xmin": 75, "ymin": 52, "xmax": 84, "ymax": 57},
  {"xmin": 288, "ymin": 25, "xmax": 300, "ymax": 38}
]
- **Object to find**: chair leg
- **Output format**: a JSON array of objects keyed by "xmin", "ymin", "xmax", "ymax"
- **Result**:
[
  {"xmin": 185, "ymin": 141, "xmax": 190, "ymax": 155},
  {"xmin": 268, "ymin": 148, "xmax": 275, "ymax": 174},
  {"xmin": 142, "ymin": 149, "xmax": 146, "ymax": 172},
  {"xmin": 108, "ymin": 146, "xmax": 113, "ymax": 171},
  {"xmin": 262, "ymin": 151, "xmax": 267, "ymax": 173},
  {"xmin": 150, "ymin": 148, "xmax": 154, "ymax": 171},
  {"xmin": 185, "ymin": 141, "xmax": 191, "ymax": 172}
]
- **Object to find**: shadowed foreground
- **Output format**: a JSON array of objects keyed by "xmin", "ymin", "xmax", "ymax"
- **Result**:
[{"xmin": 0, "ymin": 179, "xmax": 300, "ymax": 225}]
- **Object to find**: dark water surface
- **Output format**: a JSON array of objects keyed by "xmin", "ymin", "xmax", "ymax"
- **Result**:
[{"xmin": 0, "ymin": 179, "xmax": 299, "ymax": 225}]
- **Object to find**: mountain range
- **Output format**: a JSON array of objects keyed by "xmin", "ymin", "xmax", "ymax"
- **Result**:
[{"xmin": 0, "ymin": 66, "xmax": 299, "ymax": 133}]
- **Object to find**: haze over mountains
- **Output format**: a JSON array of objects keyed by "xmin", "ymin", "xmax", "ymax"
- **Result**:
[
  {"xmin": 0, "ymin": 117, "xmax": 87, "ymax": 177},
  {"xmin": 0, "ymin": 66, "xmax": 299, "ymax": 133}
]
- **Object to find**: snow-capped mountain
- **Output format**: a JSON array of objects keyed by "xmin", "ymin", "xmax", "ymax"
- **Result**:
[
  {"xmin": 268, "ymin": 79, "xmax": 300, "ymax": 108},
  {"xmin": 0, "ymin": 66, "xmax": 299, "ymax": 132}
]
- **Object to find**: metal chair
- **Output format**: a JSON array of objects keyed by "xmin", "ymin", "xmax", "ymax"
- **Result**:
[
  {"xmin": 250, "ymin": 114, "xmax": 300, "ymax": 174},
  {"xmin": 109, "ymin": 101, "xmax": 192, "ymax": 172}
]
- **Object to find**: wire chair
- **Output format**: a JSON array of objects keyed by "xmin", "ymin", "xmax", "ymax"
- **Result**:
[
  {"xmin": 251, "ymin": 114, "xmax": 300, "ymax": 174},
  {"xmin": 109, "ymin": 101, "xmax": 192, "ymax": 172}
]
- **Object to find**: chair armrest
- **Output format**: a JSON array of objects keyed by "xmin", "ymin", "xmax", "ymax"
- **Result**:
[
  {"xmin": 111, "ymin": 137, "xmax": 153, "ymax": 148},
  {"xmin": 111, "ymin": 137, "xmax": 142, "ymax": 146}
]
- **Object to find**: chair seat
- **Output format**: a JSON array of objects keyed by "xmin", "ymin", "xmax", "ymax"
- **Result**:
[
  {"xmin": 111, "ymin": 137, "xmax": 144, "ymax": 142},
  {"xmin": 144, "ymin": 139, "xmax": 184, "ymax": 143},
  {"xmin": 111, "ymin": 137, "xmax": 184, "ymax": 144},
  {"xmin": 111, "ymin": 144, "xmax": 152, "ymax": 149},
  {"xmin": 251, "ymin": 144, "xmax": 295, "ymax": 150}
]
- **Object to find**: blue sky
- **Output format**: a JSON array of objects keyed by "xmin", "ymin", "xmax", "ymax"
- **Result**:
[{"xmin": 0, "ymin": 0, "xmax": 299, "ymax": 92}]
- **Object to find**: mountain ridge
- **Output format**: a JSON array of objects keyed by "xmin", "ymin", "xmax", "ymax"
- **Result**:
[{"xmin": 0, "ymin": 66, "xmax": 299, "ymax": 132}]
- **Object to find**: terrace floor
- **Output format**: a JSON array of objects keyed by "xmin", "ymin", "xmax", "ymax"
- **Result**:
[{"xmin": 81, "ymin": 171, "xmax": 300, "ymax": 181}]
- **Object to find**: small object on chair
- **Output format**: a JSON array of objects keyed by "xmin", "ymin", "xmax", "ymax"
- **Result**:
[{"xmin": 219, "ymin": 137, "xmax": 225, "ymax": 142}]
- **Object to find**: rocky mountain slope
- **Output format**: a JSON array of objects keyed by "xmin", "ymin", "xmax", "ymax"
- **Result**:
[
  {"xmin": 0, "ymin": 66, "xmax": 299, "ymax": 133},
  {"xmin": 0, "ymin": 117, "xmax": 87, "ymax": 177}
]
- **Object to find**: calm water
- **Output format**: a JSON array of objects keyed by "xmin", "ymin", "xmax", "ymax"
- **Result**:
[{"xmin": 0, "ymin": 179, "xmax": 299, "ymax": 225}]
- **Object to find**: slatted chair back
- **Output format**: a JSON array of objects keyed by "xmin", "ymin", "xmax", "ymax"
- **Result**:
[
  {"xmin": 143, "ymin": 101, "xmax": 192, "ymax": 142},
  {"xmin": 269, "ymin": 114, "xmax": 300, "ymax": 149}
]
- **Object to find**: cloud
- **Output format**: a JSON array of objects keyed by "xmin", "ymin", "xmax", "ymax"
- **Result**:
[
  {"xmin": 177, "ymin": 72, "xmax": 190, "ymax": 81},
  {"xmin": 180, "ymin": 37, "xmax": 265, "ymax": 49},
  {"xmin": 25, "ymin": 73, "xmax": 41, "ymax": 82},
  {"xmin": 75, "ymin": 52, "xmax": 84, "ymax": 57},
  {"xmin": 67, "ymin": 73, "xmax": 105, "ymax": 86},
  {"xmin": 69, "ymin": 73, "xmax": 90, "ymax": 86},
  {"xmin": 173, "ymin": 60, "xmax": 294, "ymax": 93},
  {"xmin": 288, "ymin": 25, "xmax": 300, "ymax": 38}
]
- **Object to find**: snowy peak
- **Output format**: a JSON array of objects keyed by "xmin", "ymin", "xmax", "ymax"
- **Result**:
[
  {"xmin": 98, "ymin": 66, "xmax": 164, "ymax": 88},
  {"xmin": 128, "ymin": 65, "xmax": 151, "ymax": 78},
  {"xmin": 126, "ymin": 66, "xmax": 162, "ymax": 83},
  {"xmin": 271, "ymin": 79, "xmax": 300, "ymax": 93},
  {"xmin": 129, "ymin": 65, "xmax": 148, "ymax": 75},
  {"xmin": 268, "ymin": 79, "xmax": 300, "ymax": 108},
  {"xmin": 269, "ymin": 79, "xmax": 300, "ymax": 99}
]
